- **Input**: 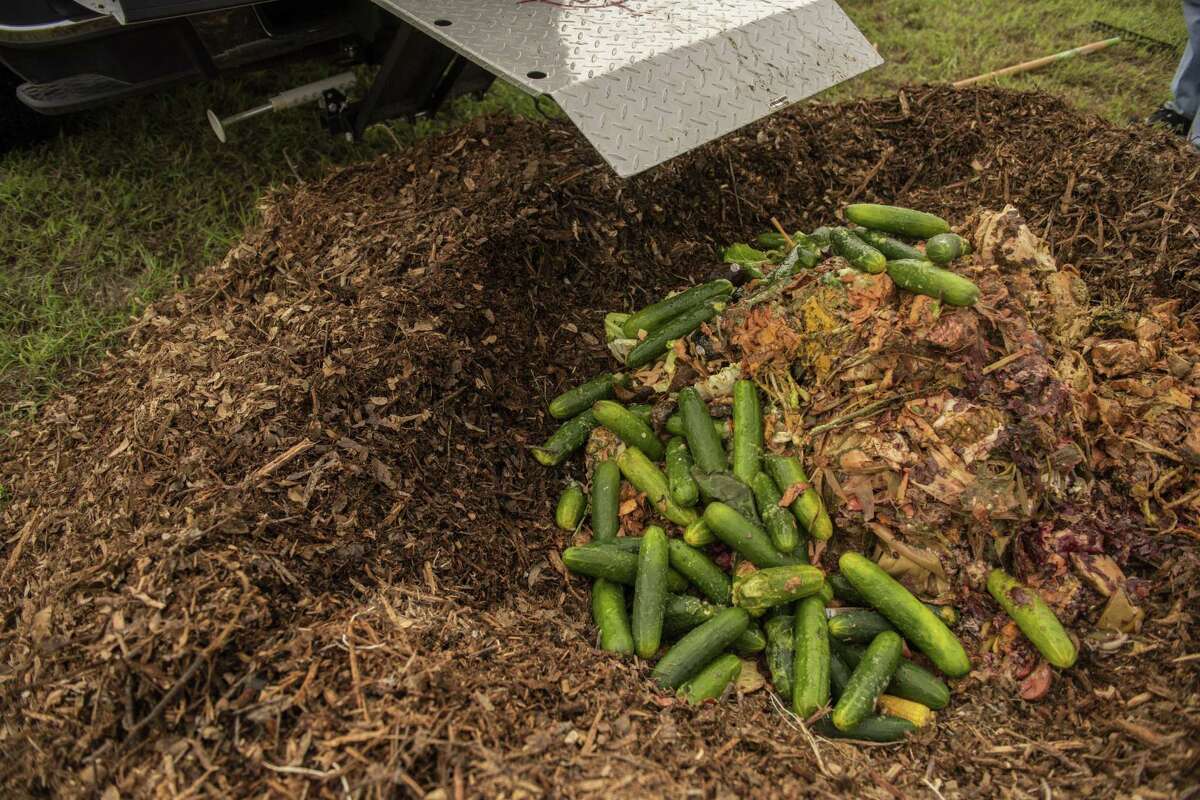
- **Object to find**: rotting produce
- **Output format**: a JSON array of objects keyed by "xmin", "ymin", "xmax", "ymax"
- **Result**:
[{"xmin": 541, "ymin": 203, "xmax": 1096, "ymax": 740}]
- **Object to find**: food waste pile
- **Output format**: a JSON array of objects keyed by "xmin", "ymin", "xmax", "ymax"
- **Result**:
[{"xmin": 1, "ymin": 87, "xmax": 1197, "ymax": 798}]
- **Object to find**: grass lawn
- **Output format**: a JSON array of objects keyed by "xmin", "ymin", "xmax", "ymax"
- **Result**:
[{"xmin": 0, "ymin": 0, "xmax": 1188, "ymax": 416}]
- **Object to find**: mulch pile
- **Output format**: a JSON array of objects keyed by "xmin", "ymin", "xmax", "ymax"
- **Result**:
[{"xmin": 2, "ymin": 86, "xmax": 1198, "ymax": 798}]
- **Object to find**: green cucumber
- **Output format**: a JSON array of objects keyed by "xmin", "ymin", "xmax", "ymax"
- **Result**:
[
  {"xmin": 678, "ymin": 387, "xmax": 727, "ymax": 473},
  {"xmin": 924, "ymin": 232, "xmax": 971, "ymax": 265},
  {"xmin": 751, "ymin": 471, "xmax": 801, "ymax": 555},
  {"xmin": 809, "ymin": 226, "xmax": 833, "ymax": 250},
  {"xmin": 829, "ymin": 651, "xmax": 851, "ymax": 699},
  {"xmin": 662, "ymin": 594, "xmax": 765, "ymax": 655},
  {"xmin": 563, "ymin": 545, "xmax": 688, "ymax": 593},
  {"xmin": 615, "ymin": 448, "xmax": 699, "ymax": 527},
  {"xmin": 764, "ymin": 455, "xmax": 833, "ymax": 541},
  {"xmin": 533, "ymin": 409, "xmax": 596, "ymax": 466},
  {"xmin": 679, "ymin": 653, "xmax": 742, "ymax": 705},
  {"xmin": 987, "ymin": 568, "xmax": 1077, "ymax": 669},
  {"xmin": 666, "ymin": 413, "xmax": 726, "ymax": 440},
  {"xmin": 885, "ymin": 259, "xmax": 980, "ymax": 307},
  {"xmin": 550, "ymin": 373, "xmax": 617, "ymax": 419},
  {"xmin": 593, "ymin": 400, "xmax": 664, "ymax": 461},
  {"xmin": 792, "ymin": 596, "xmax": 831, "ymax": 718},
  {"xmin": 703, "ymin": 502, "xmax": 797, "ymax": 569},
  {"xmin": 831, "ymin": 226, "xmax": 887, "ymax": 274},
  {"xmin": 602, "ymin": 537, "xmax": 642, "ymax": 554},
  {"xmin": 817, "ymin": 581, "xmax": 834, "ymax": 605},
  {"xmin": 665, "ymin": 437, "xmax": 700, "ymax": 507},
  {"xmin": 833, "ymin": 641, "xmax": 951, "ymax": 710},
  {"xmin": 854, "ymin": 228, "xmax": 926, "ymax": 261},
  {"xmin": 832, "ymin": 631, "xmax": 903, "ymax": 731},
  {"xmin": 845, "ymin": 203, "xmax": 950, "ymax": 239},
  {"xmin": 555, "ymin": 482, "xmax": 586, "ymax": 530},
  {"xmin": 839, "ymin": 553, "xmax": 970, "ymax": 678},
  {"xmin": 828, "ymin": 574, "xmax": 868, "ymax": 605},
  {"xmin": 627, "ymin": 403, "xmax": 653, "ymax": 423},
  {"xmin": 764, "ymin": 614, "xmax": 795, "ymax": 697},
  {"xmin": 625, "ymin": 302, "xmax": 720, "ymax": 369},
  {"xmin": 668, "ymin": 539, "xmax": 732, "ymax": 605},
  {"xmin": 622, "ymin": 279, "xmax": 732, "ymax": 338},
  {"xmin": 652, "ymin": 607, "xmax": 751, "ymax": 689},
  {"xmin": 828, "ymin": 606, "xmax": 957, "ymax": 643},
  {"xmin": 591, "ymin": 579, "xmax": 634, "ymax": 655},
  {"xmin": 731, "ymin": 380, "xmax": 763, "ymax": 483},
  {"xmin": 814, "ymin": 714, "xmax": 916, "ymax": 743},
  {"xmin": 590, "ymin": 459, "xmax": 621, "ymax": 541},
  {"xmin": 828, "ymin": 609, "xmax": 895, "ymax": 643},
  {"xmin": 632, "ymin": 526, "xmax": 669, "ymax": 659},
  {"xmin": 692, "ymin": 469, "xmax": 758, "ymax": 521},
  {"xmin": 733, "ymin": 565, "xmax": 825, "ymax": 614},
  {"xmin": 683, "ymin": 517, "xmax": 715, "ymax": 547}
]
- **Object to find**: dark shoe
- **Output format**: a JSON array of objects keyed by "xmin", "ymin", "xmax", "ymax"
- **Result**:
[{"xmin": 1146, "ymin": 106, "xmax": 1191, "ymax": 136}]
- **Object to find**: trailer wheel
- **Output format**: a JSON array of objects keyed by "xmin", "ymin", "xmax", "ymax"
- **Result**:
[{"xmin": 1, "ymin": 68, "xmax": 60, "ymax": 154}]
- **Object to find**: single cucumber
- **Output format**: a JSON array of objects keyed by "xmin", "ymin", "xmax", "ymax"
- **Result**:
[
  {"xmin": 733, "ymin": 565, "xmax": 825, "ymax": 615},
  {"xmin": 731, "ymin": 380, "xmax": 763, "ymax": 483},
  {"xmin": 683, "ymin": 517, "xmax": 716, "ymax": 547},
  {"xmin": 854, "ymin": 228, "xmax": 926, "ymax": 261},
  {"xmin": 665, "ymin": 437, "xmax": 700, "ymax": 507},
  {"xmin": 590, "ymin": 459, "xmax": 621, "ymax": 541},
  {"xmin": 764, "ymin": 455, "xmax": 833, "ymax": 541},
  {"xmin": 833, "ymin": 641, "xmax": 950, "ymax": 710},
  {"xmin": 828, "ymin": 609, "xmax": 896, "ymax": 643},
  {"xmin": 831, "ymin": 226, "xmax": 887, "ymax": 274},
  {"xmin": 764, "ymin": 614, "xmax": 795, "ymax": 697},
  {"xmin": 924, "ymin": 232, "xmax": 971, "ymax": 265},
  {"xmin": 814, "ymin": 714, "xmax": 916, "ymax": 743},
  {"xmin": 828, "ymin": 605, "xmax": 957, "ymax": 642},
  {"xmin": 666, "ymin": 413, "xmax": 726, "ymax": 440},
  {"xmin": 622, "ymin": 279, "xmax": 733, "ymax": 338},
  {"xmin": 792, "ymin": 596, "xmax": 831, "ymax": 718},
  {"xmin": 550, "ymin": 373, "xmax": 616, "ymax": 419},
  {"xmin": 987, "ymin": 568, "xmax": 1077, "ymax": 669},
  {"xmin": 678, "ymin": 387, "xmax": 727, "ymax": 473},
  {"xmin": 703, "ymin": 502, "xmax": 797, "ymax": 569},
  {"xmin": 845, "ymin": 203, "xmax": 950, "ymax": 239},
  {"xmin": 591, "ymin": 579, "xmax": 634, "ymax": 655},
  {"xmin": 808, "ymin": 226, "xmax": 833, "ymax": 250},
  {"xmin": 633, "ymin": 527, "xmax": 669, "ymax": 659},
  {"xmin": 625, "ymin": 302, "xmax": 720, "ymax": 369},
  {"xmin": 615, "ymin": 448, "xmax": 699, "ymax": 527},
  {"xmin": 839, "ymin": 553, "xmax": 970, "ymax": 678},
  {"xmin": 652, "ymin": 608, "xmax": 751, "ymax": 689},
  {"xmin": 662, "ymin": 594, "xmax": 766, "ymax": 655},
  {"xmin": 668, "ymin": 539, "xmax": 732, "ymax": 605},
  {"xmin": 832, "ymin": 631, "xmax": 903, "ymax": 731},
  {"xmin": 751, "ymin": 471, "xmax": 801, "ymax": 555},
  {"xmin": 828, "ymin": 574, "xmax": 868, "ymax": 605},
  {"xmin": 593, "ymin": 400, "xmax": 664, "ymax": 461},
  {"xmin": 817, "ymin": 581, "xmax": 834, "ymax": 605},
  {"xmin": 755, "ymin": 231, "xmax": 792, "ymax": 250},
  {"xmin": 679, "ymin": 653, "xmax": 742, "ymax": 704},
  {"xmin": 556, "ymin": 482, "xmax": 586, "ymax": 530},
  {"xmin": 877, "ymin": 694, "xmax": 933, "ymax": 728},
  {"xmin": 563, "ymin": 545, "xmax": 688, "ymax": 593},
  {"xmin": 886, "ymin": 259, "xmax": 980, "ymax": 307},
  {"xmin": 532, "ymin": 409, "xmax": 596, "ymax": 466},
  {"xmin": 829, "ymin": 651, "xmax": 852, "ymax": 699}
]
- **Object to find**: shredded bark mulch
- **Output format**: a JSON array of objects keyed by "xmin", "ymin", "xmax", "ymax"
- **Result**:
[{"xmin": 2, "ymin": 86, "xmax": 1198, "ymax": 798}]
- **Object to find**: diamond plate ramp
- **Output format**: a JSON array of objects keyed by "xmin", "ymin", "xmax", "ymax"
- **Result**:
[{"xmin": 372, "ymin": 0, "xmax": 881, "ymax": 177}]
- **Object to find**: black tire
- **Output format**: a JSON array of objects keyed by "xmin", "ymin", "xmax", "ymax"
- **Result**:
[{"xmin": 1, "ymin": 67, "xmax": 60, "ymax": 154}]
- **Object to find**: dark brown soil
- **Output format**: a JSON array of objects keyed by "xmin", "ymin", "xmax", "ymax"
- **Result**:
[{"xmin": 2, "ymin": 86, "xmax": 1198, "ymax": 798}]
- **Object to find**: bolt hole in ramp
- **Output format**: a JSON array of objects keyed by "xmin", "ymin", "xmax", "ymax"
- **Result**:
[{"xmin": 372, "ymin": 0, "xmax": 882, "ymax": 176}]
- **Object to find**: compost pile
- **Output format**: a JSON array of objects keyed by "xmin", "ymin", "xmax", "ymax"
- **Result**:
[{"xmin": 2, "ymin": 87, "xmax": 1198, "ymax": 798}]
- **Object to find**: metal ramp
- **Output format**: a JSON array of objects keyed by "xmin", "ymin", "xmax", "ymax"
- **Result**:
[{"xmin": 371, "ymin": 0, "xmax": 882, "ymax": 177}]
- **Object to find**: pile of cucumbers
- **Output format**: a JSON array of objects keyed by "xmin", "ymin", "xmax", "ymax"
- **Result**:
[{"xmin": 536, "ymin": 202, "xmax": 1078, "ymax": 743}]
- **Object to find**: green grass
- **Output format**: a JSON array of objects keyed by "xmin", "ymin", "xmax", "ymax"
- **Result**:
[{"xmin": 0, "ymin": 1, "xmax": 1186, "ymax": 415}]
